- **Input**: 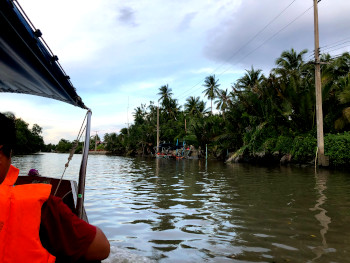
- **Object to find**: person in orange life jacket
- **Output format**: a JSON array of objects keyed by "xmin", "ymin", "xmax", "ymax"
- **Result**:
[{"xmin": 0, "ymin": 113, "xmax": 110, "ymax": 262}]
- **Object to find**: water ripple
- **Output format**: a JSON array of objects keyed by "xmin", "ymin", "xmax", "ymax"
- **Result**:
[{"xmin": 12, "ymin": 154, "xmax": 350, "ymax": 262}]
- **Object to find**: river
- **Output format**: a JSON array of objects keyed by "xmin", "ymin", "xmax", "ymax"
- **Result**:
[{"xmin": 12, "ymin": 153, "xmax": 350, "ymax": 263}]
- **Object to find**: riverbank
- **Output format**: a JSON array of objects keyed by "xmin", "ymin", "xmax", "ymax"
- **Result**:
[
  {"xmin": 225, "ymin": 132, "xmax": 350, "ymax": 169},
  {"xmin": 89, "ymin": 150, "xmax": 109, "ymax": 155}
]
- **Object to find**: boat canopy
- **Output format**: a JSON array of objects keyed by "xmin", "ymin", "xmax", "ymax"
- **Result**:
[{"xmin": 0, "ymin": 0, "xmax": 87, "ymax": 109}]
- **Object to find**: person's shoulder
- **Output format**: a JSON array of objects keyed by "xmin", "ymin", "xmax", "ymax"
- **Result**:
[
  {"xmin": 46, "ymin": 195, "xmax": 63, "ymax": 205},
  {"xmin": 44, "ymin": 195, "xmax": 72, "ymax": 214},
  {"xmin": 41, "ymin": 195, "xmax": 98, "ymax": 261}
]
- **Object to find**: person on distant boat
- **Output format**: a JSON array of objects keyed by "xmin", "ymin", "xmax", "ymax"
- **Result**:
[
  {"xmin": 0, "ymin": 113, "xmax": 110, "ymax": 262},
  {"xmin": 28, "ymin": 168, "xmax": 40, "ymax": 176}
]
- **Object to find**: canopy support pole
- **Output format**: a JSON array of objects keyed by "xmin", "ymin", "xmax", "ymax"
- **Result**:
[{"xmin": 76, "ymin": 109, "xmax": 92, "ymax": 219}]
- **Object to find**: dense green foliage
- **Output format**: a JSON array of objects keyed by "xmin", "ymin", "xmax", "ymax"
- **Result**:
[
  {"xmin": 10, "ymin": 49, "xmax": 350, "ymax": 168},
  {"xmin": 101, "ymin": 49, "xmax": 350, "ymax": 167},
  {"xmin": 3, "ymin": 112, "xmax": 45, "ymax": 155},
  {"xmin": 325, "ymin": 132, "xmax": 350, "ymax": 167}
]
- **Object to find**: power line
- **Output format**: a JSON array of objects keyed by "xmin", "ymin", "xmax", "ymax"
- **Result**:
[
  {"xmin": 321, "ymin": 36, "xmax": 350, "ymax": 49},
  {"xmin": 322, "ymin": 41, "xmax": 350, "ymax": 52},
  {"xmin": 177, "ymin": 2, "xmax": 315, "ymax": 101},
  {"xmin": 219, "ymin": 5, "xmax": 313, "ymax": 74},
  {"xmin": 323, "ymin": 45, "xmax": 350, "ymax": 55},
  {"xmin": 175, "ymin": 0, "xmax": 298, "ymax": 101},
  {"xmin": 307, "ymin": 37, "xmax": 350, "ymax": 59}
]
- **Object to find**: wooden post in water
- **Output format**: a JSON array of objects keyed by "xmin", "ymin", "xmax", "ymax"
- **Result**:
[
  {"xmin": 313, "ymin": 0, "xmax": 328, "ymax": 166},
  {"xmin": 157, "ymin": 105, "xmax": 159, "ymax": 153},
  {"xmin": 206, "ymin": 144, "xmax": 208, "ymax": 160}
]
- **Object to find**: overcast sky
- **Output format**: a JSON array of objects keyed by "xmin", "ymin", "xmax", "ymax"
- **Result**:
[{"xmin": 1, "ymin": 0, "xmax": 349, "ymax": 143}]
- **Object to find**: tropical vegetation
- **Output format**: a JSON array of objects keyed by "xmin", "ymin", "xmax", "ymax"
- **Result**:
[
  {"xmin": 8, "ymin": 49, "xmax": 350, "ymax": 168},
  {"xmin": 100, "ymin": 49, "xmax": 350, "ymax": 167}
]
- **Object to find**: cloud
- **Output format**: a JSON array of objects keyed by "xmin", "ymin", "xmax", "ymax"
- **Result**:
[
  {"xmin": 203, "ymin": 0, "xmax": 350, "ymax": 72},
  {"xmin": 118, "ymin": 7, "xmax": 137, "ymax": 26},
  {"xmin": 177, "ymin": 12, "xmax": 197, "ymax": 31},
  {"xmin": 3, "ymin": 0, "xmax": 349, "ymax": 144}
]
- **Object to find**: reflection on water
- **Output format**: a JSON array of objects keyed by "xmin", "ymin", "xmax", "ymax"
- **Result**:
[
  {"xmin": 310, "ymin": 170, "xmax": 331, "ymax": 261},
  {"xmin": 12, "ymin": 153, "xmax": 350, "ymax": 262}
]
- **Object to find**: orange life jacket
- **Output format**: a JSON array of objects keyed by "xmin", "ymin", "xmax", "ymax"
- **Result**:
[{"xmin": 0, "ymin": 165, "xmax": 56, "ymax": 263}]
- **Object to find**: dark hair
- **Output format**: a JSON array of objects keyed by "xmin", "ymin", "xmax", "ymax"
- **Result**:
[{"xmin": 0, "ymin": 112, "xmax": 16, "ymax": 158}]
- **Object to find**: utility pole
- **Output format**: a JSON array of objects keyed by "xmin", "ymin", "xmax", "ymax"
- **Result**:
[
  {"xmin": 126, "ymin": 97, "xmax": 130, "ymax": 136},
  {"xmin": 313, "ymin": 0, "xmax": 328, "ymax": 166},
  {"xmin": 94, "ymin": 131, "xmax": 98, "ymax": 151},
  {"xmin": 157, "ymin": 104, "xmax": 160, "ymax": 153}
]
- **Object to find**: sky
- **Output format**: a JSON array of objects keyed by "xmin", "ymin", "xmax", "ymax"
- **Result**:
[{"xmin": 1, "ymin": 0, "xmax": 350, "ymax": 144}]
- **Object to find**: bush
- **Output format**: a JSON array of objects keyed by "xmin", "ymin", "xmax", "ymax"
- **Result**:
[
  {"xmin": 262, "ymin": 137, "xmax": 277, "ymax": 152},
  {"xmin": 325, "ymin": 132, "xmax": 350, "ymax": 166},
  {"xmin": 246, "ymin": 123, "xmax": 278, "ymax": 153},
  {"xmin": 274, "ymin": 135, "xmax": 294, "ymax": 154},
  {"xmin": 182, "ymin": 134, "xmax": 198, "ymax": 147},
  {"xmin": 291, "ymin": 135, "xmax": 317, "ymax": 163}
]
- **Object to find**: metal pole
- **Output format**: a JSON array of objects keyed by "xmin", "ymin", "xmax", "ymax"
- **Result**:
[
  {"xmin": 313, "ymin": 0, "xmax": 326, "ymax": 166},
  {"xmin": 76, "ymin": 109, "xmax": 92, "ymax": 219}
]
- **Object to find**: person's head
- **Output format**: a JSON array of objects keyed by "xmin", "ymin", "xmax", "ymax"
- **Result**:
[
  {"xmin": 28, "ymin": 169, "xmax": 40, "ymax": 176},
  {"xmin": 0, "ymin": 112, "xmax": 16, "ymax": 183}
]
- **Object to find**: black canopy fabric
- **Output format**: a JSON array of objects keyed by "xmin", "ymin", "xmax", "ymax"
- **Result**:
[{"xmin": 0, "ymin": 0, "xmax": 87, "ymax": 109}]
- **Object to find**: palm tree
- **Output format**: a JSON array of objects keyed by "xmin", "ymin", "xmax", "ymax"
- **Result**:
[
  {"xmin": 272, "ymin": 48, "xmax": 315, "ymax": 131},
  {"xmin": 133, "ymin": 104, "xmax": 146, "ymax": 125},
  {"xmin": 273, "ymin": 48, "xmax": 308, "ymax": 77},
  {"xmin": 157, "ymin": 84, "xmax": 179, "ymax": 120},
  {"xmin": 234, "ymin": 67, "xmax": 265, "ymax": 121},
  {"xmin": 215, "ymin": 89, "xmax": 230, "ymax": 119},
  {"xmin": 184, "ymin": 96, "xmax": 207, "ymax": 118},
  {"xmin": 157, "ymin": 84, "xmax": 173, "ymax": 108},
  {"xmin": 237, "ymin": 66, "xmax": 264, "ymax": 91},
  {"xmin": 335, "ymin": 73, "xmax": 350, "ymax": 130},
  {"xmin": 203, "ymin": 75, "xmax": 220, "ymax": 114}
]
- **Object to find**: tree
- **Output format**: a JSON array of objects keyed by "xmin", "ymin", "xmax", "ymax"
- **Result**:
[
  {"xmin": 273, "ymin": 48, "xmax": 308, "ymax": 77},
  {"xmin": 14, "ymin": 118, "xmax": 44, "ymax": 154},
  {"xmin": 56, "ymin": 139, "xmax": 72, "ymax": 153},
  {"xmin": 272, "ymin": 48, "xmax": 314, "ymax": 131},
  {"xmin": 335, "ymin": 73, "xmax": 350, "ymax": 130},
  {"xmin": 157, "ymin": 84, "xmax": 173, "ymax": 108},
  {"xmin": 237, "ymin": 66, "xmax": 264, "ymax": 91},
  {"xmin": 203, "ymin": 75, "xmax": 220, "ymax": 114},
  {"xmin": 214, "ymin": 89, "xmax": 230, "ymax": 119},
  {"xmin": 234, "ymin": 67, "xmax": 266, "ymax": 124},
  {"xmin": 90, "ymin": 134, "xmax": 101, "ymax": 150},
  {"xmin": 157, "ymin": 84, "xmax": 179, "ymax": 120},
  {"xmin": 184, "ymin": 96, "xmax": 208, "ymax": 118},
  {"xmin": 133, "ymin": 104, "xmax": 147, "ymax": 125}
]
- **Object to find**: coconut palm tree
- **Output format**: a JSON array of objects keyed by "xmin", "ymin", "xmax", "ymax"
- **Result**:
[
  {"xmin": 335, "ymin": 73, "xmax": 350, "ymax": 130},
  {"xmin": 234, "ymin": 67, "xmax": 265, "ymax": 121},
  {"xmin": 237, "ymin": 66, "xmax": 264, "ymax": 91},
  {"xmin": 203, "ymin": 75, "xmax": 220, "ymax": 114},
  {"xmin": 272, "ymin": 48, "xmax": 315, "ymax": 131},
  {"xmin": 215, "ymin": 89, "xmax": 230, "ymax": 119},
  {"xmin": 273, "ymin": 48, "xmax": 308, "ymax": 78},
  {"xmin": 184, "ymin": 96, "xmax": 208, "ymax": 118},
  {"xmin": 157, "ymin": 84, "xmax": 173, "ymax": 108},
  {"xmin": 133, "ymin": 104, "xmax": 146, "ymax": 125}
]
